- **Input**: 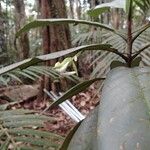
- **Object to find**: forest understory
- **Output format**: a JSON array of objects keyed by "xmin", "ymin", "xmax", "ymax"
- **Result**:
[
  {"xmin": 0, "ymin": 0, "xmax": 150, "ymax": 149},
  {"xmin": 0, "ymin": 83, "xmax": 100, "ymax": 136}
]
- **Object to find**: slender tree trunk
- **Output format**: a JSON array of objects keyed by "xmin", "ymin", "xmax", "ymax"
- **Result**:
[
  {"xmin": 69, "ymin": 0, "xmax": 75, "ymax": 19},
  {"xmin": 48, "ymin": 0, "xmax": 72, "ymax": 93},
  {"xmin": 0, "ymin": 2, "xmax": 7, "ymax": 65},
  {"xmin": 36, "ymin": 0, "xmax": 71, "ymax": 108},
  {"xmin": 13, "ymin": 0, "xmax": 30, "ymax": 60},
  {"xmin": 111, "ymin": 8, "xmax": 120, "ymax": 29},
  {"xmin": 75, "ymin": 0, "xmax": 81, "ymax": 19}
]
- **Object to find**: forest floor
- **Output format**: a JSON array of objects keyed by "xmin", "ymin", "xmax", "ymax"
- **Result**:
[{"xmin": 0, "ymin": 84, "xmax": 100, "ymax": 136}]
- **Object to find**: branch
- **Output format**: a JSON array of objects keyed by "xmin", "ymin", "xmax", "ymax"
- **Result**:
[{"xmin": 132, "ymin": 43, "xmax": 150, "ymax": 60}]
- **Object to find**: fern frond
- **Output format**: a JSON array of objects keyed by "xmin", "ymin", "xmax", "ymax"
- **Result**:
[
  {"xmin": 0, "ymin": 65, "xmax": 81, "ymax": 86},
  {"xmin": 0, "ymin": 109, "xmax": 64, "ymax": 150}
]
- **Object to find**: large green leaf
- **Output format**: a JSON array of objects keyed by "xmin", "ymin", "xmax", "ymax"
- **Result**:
[
  {"xmin": 88, "ymin": 0, "xmax": 126, "ymax": 17},
  {"xmin": 88, "ymin": 0, "xmax": 150, "ymax": 17},
  {"xmin": 16, "ymin": 19, "xmax": 127, "ymax": 40},
  {"xmin": 60, "ymin": 121, "xmax": 82, "ymax": 150},
  {"xmin": 67, "ymin": 107, "xmax": 99, "ymax": 150},
  {"xmin": 16, "ymin": 19, "xmax": 115, "ymax": 38},
  {"xmin": 0, "ymin": 44, "xmax": 127, "ymax": 76},
  {"xmin": 68, "ymin": 67, "xmax": 150, "ymax": 150}
]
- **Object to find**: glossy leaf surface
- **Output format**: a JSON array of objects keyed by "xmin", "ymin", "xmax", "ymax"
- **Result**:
[{"xmin": 68, "ymin": 67, "xmax": 150, "ymax": 150}]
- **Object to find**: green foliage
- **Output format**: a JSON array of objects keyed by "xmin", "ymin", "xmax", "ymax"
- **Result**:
[
  {"xmin": 0, "ymin": 0, "xmax": 150, "ymax": 149},
  {"xmin": 88, "ymin": 0, "xmax": 126, "ymax": 17},
  {"xmin": 49, "ymin": 78, "xmax": 104, "ymax": 108},
  {"xmin": 0, "ymin": 109, "xmax": 64, "ymax": 150},
  {"xmin": 90, "ymin": 28, "xmax": 150, "ymax": 78},
  {"xmin": 73, "ymin": 6, "xmax": 150, "ymax": 78},
  {"xmin": 67, "ymin": 106, "xmax": 99, "ymax": 150},
  {"xmin": 88, "ymin": 0, "xmax": 150, "ymax": 17},
  {"xmin": 16, "ymin": 19, "xmax": 115, "ymax": 38},
  {"xmin": 0, "ymin": 65, "xmax": 81, "ymax": 86},
  {"xmin": 134, "ymin": 0, "xmax": 150, "ymax": 14},
  {"xmin": 60, "ymin": 121, "xmax": 82, "ymax": 150},
  {"xmin": 67, "ymin": 67, "xmax": 150, "ymax": 150},
  {"xmin": 0, "ymin": 44, "xmax": 114, "ymax": 76}
]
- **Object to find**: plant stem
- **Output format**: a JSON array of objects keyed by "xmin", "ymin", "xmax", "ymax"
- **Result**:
[{"xmin": 127, "ymin": 0, "xmax": 133, "ymax": 67}]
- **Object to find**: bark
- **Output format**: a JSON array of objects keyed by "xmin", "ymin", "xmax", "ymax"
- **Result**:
[
  {"xmin": 69, "ymin": 0, "xmax": 75, "ymax": 19},
  {"xmin": 13, "ymin": 0, "xmax": 30, "ymax": 60},
  {"xmin": 0, "ymin": 2, "xmax": 7, "ymax": 65},
  {"xmin": 48, "ymin": 0, "xmax": 72, "ymax": 93},
  {"xmin": 36, "ymin": 0, "xmax": 71, "ymax": 107},
  {"xmin": 111, "ymin": 8, "xmax": 120, "ymax": 29},
  {"xmin": 75, "ymin": 0, "xmax": 81, "ymax": 19}
]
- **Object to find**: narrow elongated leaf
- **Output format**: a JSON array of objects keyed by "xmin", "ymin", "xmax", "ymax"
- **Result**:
[
  {"xmin": 14, "ymin": 70, "xmax": 36, "ymax": 80},
  {"xmin": 16, "ymin": 19, "xmax": 127, "ymax": 40},
  {"xmin": 132, "ymin": 43, "xmax": 150, "ymax": 59},
  {"xmin": 0, "ymin": 44, "xmax": 122, "ymax": 76},
  {"xmin": 49, "ymin": 78, "xmax": 104, "ymax": 108},
  {"xmin": 6, "ymin": 73, "xmax": 22, "ymax": 83},
  {"xmin": 60, "ymin": 121, "xmax": 82, "ymax": 150},
  {"xmin": 0, "ymin": 109, "xmax": 35, "ymax": 116},
  {"xmin": 14, "ymin": 137, "xmax": 58, "ymax": 148},
  {"xmin": 132, "ymin": 22, "xmax": 150, "ymax": 42},
  {"xmin": 134, "ymin": 0, "xmax": 150, "ymax": 13},
  {"xmin": 0, "ymin": 109, "xmax": 63, "ymax": 149},
  {"xmin": 9, "ymin": 129, "xmax": 64, "ymax": 140},
  {"xmin": 16, "ymin": 19, "xmax": 115, "ymax": 38}
]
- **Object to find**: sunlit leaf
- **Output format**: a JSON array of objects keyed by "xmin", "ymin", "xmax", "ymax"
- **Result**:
[{"xmin": 88, "ymin": 0, "xmax": 126, "ymax": 17}]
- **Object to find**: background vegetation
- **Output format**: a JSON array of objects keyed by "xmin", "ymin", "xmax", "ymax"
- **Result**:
[{"xmin": 0, "ymin": 0, "xmax": 150, "ymax": 149}]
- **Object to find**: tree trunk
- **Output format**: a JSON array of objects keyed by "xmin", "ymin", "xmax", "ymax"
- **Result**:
[
  {"xmin": 36, "ymin": 0, "xmax": 71, "ymax": 108},
  {"xmin": 13, "ymin": 0, "xmax": 30, "ymax": 60},
  {"xmin": 69, "ymin": 0, "xmax": 75, "ymax": 19},
  {"xmin": 0, "ymin": 2, "xmax": 7, "ymax": 65},
  {"xmin": 75, "ymin": 0, "xmax": 81, "ymax": 19},
  {"xmin": 111, "ymin": 8, "xmax": 120, "ymax": 29}
]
